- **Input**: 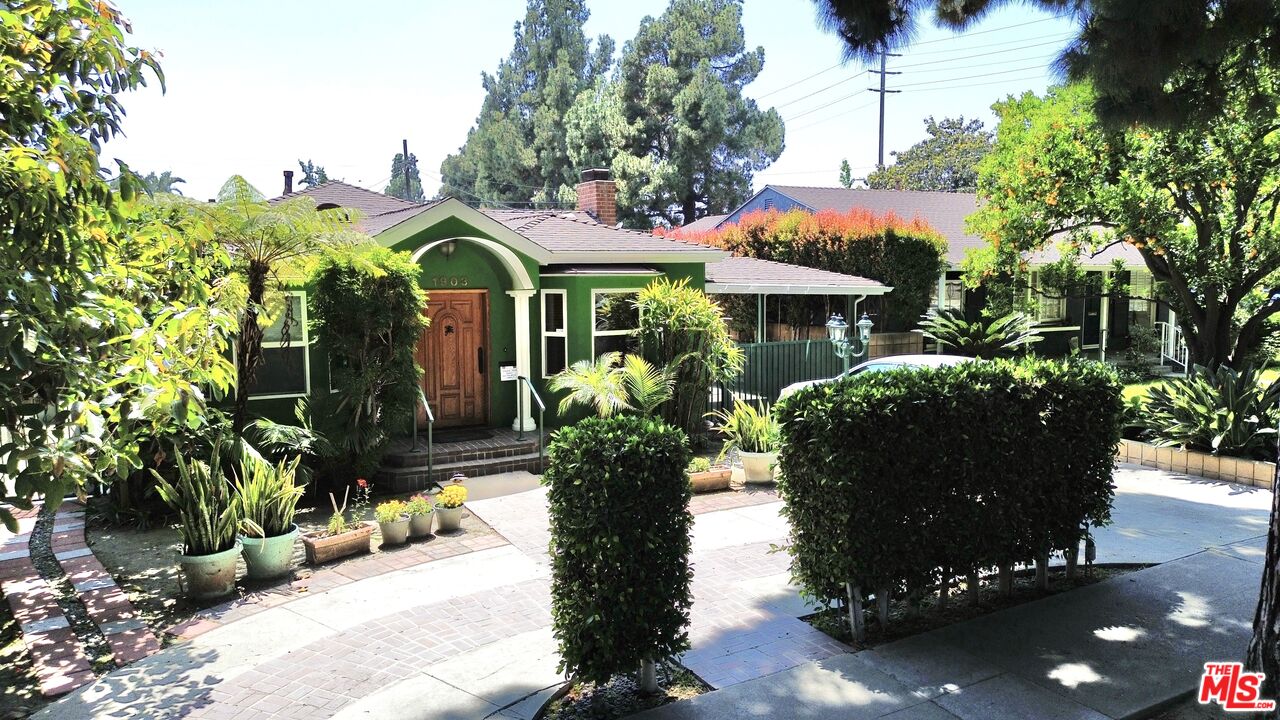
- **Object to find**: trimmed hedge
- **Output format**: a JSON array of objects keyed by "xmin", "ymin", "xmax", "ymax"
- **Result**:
[
  {"xmin": 544, "ymin": 415, "xmax": 694, "ymax": 684},
  {"xmin": 775, "ymin": 357, "xmax": 1123, "ymax": 604}
]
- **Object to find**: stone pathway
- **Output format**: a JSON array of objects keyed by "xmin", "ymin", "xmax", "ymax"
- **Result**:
[
  {"xmin": 35, "ymin": 464, "xmax": 1272, "ymax": 719},
  {"xmin": 1, "ymin": 501, "xmax": 161, "ymax": 697},
  {"xmin": 638, "ymin": 464, "xmax": 1273, "ymax": 720}
]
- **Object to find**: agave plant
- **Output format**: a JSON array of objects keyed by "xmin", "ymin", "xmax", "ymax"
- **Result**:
[
  {"xmin": 151, "ymin": 437, "xmax": 240, "ymax": 557},
  {"xmin": 233, "ymin": 456, "xmax": 305, "ymax": 539},
  {"xmin": 1141, "ymin": 364, "xmax": 1280, "ymax": 457},
  {"xmin": 918, "ymin": 309, "xmax": 1042, "ymax": 359},
  {"xmin": 549, "ymin": 352, "xmax": 675, "ymax": 418}
]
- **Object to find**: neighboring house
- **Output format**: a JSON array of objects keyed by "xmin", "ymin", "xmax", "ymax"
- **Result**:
[
  {"xmin": 255, "ymin": 171, "xmax": 888, "ymax": 436},
  {"xmin": 715, "ymin": 185, "xmax": 1167, "ymax": 360}
]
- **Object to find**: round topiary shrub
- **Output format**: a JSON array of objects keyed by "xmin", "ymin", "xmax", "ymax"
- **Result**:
[{"xmin": 544, "ymin": 414, "xmax": 694, "ymax": 685}]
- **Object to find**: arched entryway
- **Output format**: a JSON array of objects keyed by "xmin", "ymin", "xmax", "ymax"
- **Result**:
[{"xmin": 409, "ymin": 237, "xmax": 537, "ymax": 431}]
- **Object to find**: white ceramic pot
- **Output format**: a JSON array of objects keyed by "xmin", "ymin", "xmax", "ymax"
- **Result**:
[
  {"xmin": 739, "ymin": 451, "xmax": 777, "ymax": 484},
  {"xmin": 435, "ymin": 505, "xmax": 464, "ymax": 532}
]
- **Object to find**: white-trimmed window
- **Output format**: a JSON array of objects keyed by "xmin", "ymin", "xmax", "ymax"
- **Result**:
[
  {"xmin": 542, "ymin": 290, "xmax": 568, "ymax": 378},
  {"xmin": 591, "ymin": 290, "xmax": 640, "ymax": 357},
  {"xmin": 929, "ymin": 278, "xmax": 966, "ymax": 312},
  {"xmin": 1028, "ymin": 272, "xmax": 1067, "ymax": 323},
  {"xmin": 248, "ymin": 291, "xmax": 310, "ymax": 399}
]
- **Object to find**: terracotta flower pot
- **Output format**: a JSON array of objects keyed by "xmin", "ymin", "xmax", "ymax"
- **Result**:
[
  {"xmin": 689, "ymin": 468, "xmax": 732, "ymax": 493},
  {"xmin": 178, "ymin": 544, "xmax": 241, "ymax": 600},
  {"xmin": 301, "ymin": 522, "xmax": 374, "ymax": 565}
]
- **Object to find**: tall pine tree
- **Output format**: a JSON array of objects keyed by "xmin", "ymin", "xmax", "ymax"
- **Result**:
[
  {"xmin": 439, "ymin": 0, "xmax": 613, "ymax": 207},
  {"xmin": 566, "ymin": 0, "xmax": 784, "ymax": 227},
  {"xmin": 385, "ymin": 152, "xmax": 425, "ymax": 202}
]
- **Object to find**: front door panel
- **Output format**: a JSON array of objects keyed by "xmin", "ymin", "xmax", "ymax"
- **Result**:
[{"xmin": 419, "ymin": 291, "xmax": 488, "ymax": 427}]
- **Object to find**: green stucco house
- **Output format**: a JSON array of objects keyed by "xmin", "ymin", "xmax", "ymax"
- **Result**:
[{"xmin": 257, "ymin": 170, "xmax": 887, "ymax": 486}]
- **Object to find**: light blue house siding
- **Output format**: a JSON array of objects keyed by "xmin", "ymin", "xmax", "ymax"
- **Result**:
[{"xmin": 721, "ymin": 187, "xmax": 812, "ymax": 225}]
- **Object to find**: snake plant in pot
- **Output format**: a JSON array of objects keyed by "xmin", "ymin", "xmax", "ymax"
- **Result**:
[
  {"xmin": 152, "ymin": 442, "xmax": 242, "ymax": 599},
  {"xmin": 234, "ymin": 456, "xmax": 305, "ymax": 580},
  {"xmin": 709, "ymin": 399, "xmax": 780, "ymax": 483}
]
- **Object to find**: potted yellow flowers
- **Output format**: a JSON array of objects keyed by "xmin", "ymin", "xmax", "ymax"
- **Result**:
[
  {"xmin": 375, "ymin": 499, "xmax": 410, "ymax": 546},
  {"xmin": 434, "ymin": 485, "xmax": 468, "ymax": 532}
]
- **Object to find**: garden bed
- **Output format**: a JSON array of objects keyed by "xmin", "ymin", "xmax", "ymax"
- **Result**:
[
  {"xmin": 0, "ymin": 599, "xmax": 43, "ymax": 720},
  {"xmin": 86, "ymin": 491, "xmax": 501, "ymax": 637},
  {"xmin": 538, "ymin": 661, "xmax": 710, "ymax": 720},
  {"xmin": 803, "ymin": 565, "xmax": 1141, "ymax": 649},
  {"xmin": 1117, "ymin": 438, "xmax": 1275, "ymax": 488}
]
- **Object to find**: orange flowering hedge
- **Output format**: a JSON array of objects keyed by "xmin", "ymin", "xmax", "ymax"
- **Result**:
[{"xmin": 666, "ymin": 209, "xmax": 948, "ymax": 332}]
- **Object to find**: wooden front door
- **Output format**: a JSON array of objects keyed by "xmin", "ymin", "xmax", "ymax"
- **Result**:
[{"xmin": 419, "ymin": 291, "xmax": 489, "ymax": 427}]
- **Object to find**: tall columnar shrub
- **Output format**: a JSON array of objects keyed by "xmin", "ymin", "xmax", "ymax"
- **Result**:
[
  {"xmin": 544, "ymin": 415, "xmax": 694, "ymax": 685},
  {"xmin": 310, "ymin": 247, "xmax": 427, "ymax": 474},
  {"xmin": 776, "ymin": 358, "xmax": 1122, "ymax": 608},
  {"xmin": 667, "ymin": 208, "xmax": 948, "ymax": 331},
  {"xmin": 636, "ymin": 278, "xmax": 743, "ymax": 438}
]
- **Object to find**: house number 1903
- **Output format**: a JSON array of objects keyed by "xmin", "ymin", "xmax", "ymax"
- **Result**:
[{"xmin": 431, "ymin": 276, "xmax": 470, "ymax": 287}]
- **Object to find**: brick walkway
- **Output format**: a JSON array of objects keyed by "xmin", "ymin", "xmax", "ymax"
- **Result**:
[{"xmin": 1, "ymin": 501, "xmax": 161, "ymax": 697}]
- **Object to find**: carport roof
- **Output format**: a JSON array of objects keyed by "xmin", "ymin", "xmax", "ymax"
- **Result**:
[{"xmin": 704, "ymin": 256, "xmax": 891, "ymax": 296}]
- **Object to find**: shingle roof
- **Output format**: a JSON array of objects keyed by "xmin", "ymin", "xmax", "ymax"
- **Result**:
[
  {"xmin": 765, "ymin": 186, "xmax": 984, "ymax": 265},
  {"xmin": 704, "ymin": 256, "xmax": 888, "ymax": 295},
  {"xmin": 679, "ymin": 214, "xmax": 728, "ymax": 233},
  {"xmin": 480, "ymin": 209, "xmax": 724, "ymax": 256},
  {"xmin": 762, "ymin": 185, "xmax": 1143, "ymax": 268},
  {"xmin": 272, "ymin": 180, "xmax": 421, "ymax": 215}
]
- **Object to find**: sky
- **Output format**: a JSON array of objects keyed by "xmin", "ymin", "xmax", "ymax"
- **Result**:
[{"xmin": 102, "ymin": 0, "xmax": 1078, "ymax": 203}]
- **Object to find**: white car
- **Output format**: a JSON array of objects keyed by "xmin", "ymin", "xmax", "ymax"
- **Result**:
[{"xmin": 778, "ymin": 354, "xmax": 975, "ymax": 400}]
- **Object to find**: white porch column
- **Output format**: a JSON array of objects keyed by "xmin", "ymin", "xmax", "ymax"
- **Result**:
[
  {"xmin": 1099, "ymin": 270, "xmax": 1110, "ymax": 363},
  {"xmin": 508, "ymin": 289, "xmax": 537, "ymax": 432}
]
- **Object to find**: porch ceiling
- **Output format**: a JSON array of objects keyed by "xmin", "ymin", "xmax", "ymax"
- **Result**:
[{"xmin": 704, "ymin": 256, "xmax": 892, "ymax": 296}]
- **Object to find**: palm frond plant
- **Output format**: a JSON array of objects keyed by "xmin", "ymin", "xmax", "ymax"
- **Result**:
[
  {"xmin": 549, "ymin": 352, "xmax": 632, "ymax": 417},
  {"xmin": 1141, "ymin": 364, "xmax": 1280, "ymax": 458},
  {"xmin": 151, "ymin": 437, "xmax": 239, "ymax": 557},
  {"xmin": 918, "ymin": 309, "xmax": 1042, "ymax": 359},
  {"xmin": 233, "ymin": 456, "xmax": 305, "ymax": 539},
  {"xmin": 620, "ymin": 354, "xmax": 676, "ymax": 415},
  {"xmin": 709, "ymin": 399, "xmax": 780, "ymax": 458},
  {"xmin": 203, "ymin": 175, "xmax": 365, "ymax": 434}
]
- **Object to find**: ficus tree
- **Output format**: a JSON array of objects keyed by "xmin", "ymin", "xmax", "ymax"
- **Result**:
[
  {"xmin": 966, "ymin": 76, "xmax": 1280, "ymax": 370},
  {"xmin": 202, "ymin": 176, "xmax": 363, "ymax": 434},
  {"xmin": 0, "ymin": 0, "xmax": 238, "ymax": 528},
  {"xmin": 866, "ymin": 116, "xmax": 992, "ymax": 193}
]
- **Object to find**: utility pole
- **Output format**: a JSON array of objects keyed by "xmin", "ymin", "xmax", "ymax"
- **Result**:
[
  {"xmin": 868, "ymin": 48, "xmax": 901, "ymax": 169},
  {"xmin": 402, "ymin": 138, "xmax": 412, "ymax": 199}
]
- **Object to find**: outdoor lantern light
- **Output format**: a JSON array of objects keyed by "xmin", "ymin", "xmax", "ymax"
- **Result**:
[
  {"xmin": 440, "ymin": 239, "xmax": 458, "ymax": 260},
  {"xmin": 827, "ymin": 312, "xmax": 874, "ymax": 373}
]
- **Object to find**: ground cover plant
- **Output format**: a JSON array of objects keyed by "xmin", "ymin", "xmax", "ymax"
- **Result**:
[
  {"xmin": 1138, "ymin": 364, "xmax": 1280, "ymax": 460},
  {"xmin": 776, "ymin": 357, "xmax": 1123, "ymax": 640}
]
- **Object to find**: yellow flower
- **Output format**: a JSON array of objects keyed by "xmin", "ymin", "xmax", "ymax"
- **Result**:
[{"xmin": 437, "ymin": 485, "xmax": 468, "ymax": 509}]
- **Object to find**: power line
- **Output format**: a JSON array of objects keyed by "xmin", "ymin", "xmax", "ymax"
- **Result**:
[
  {"xmin": 773, "ymin": 70, "xmax": 868, "ymax": 110},
  {"xmin": 894, "ymin": 38, "xmax": 1069, "ymax": 69},
  {"xmin": 903, "ymin": 30, "xmax": 1074, "ymax": 57},
  {"xmin": 789, "ymin": 97, "xmax": 880, "ymax": 133},
  {"xmin": 909, "ymin": 14, "xmax": 1071, "ymax": 46},
  {"xmin": 783, "ymin": 88, "xmax": 871, "ymax": 122},
  {"xmin": 753, "ymin": 60, "xmax": 847, "ymax": 100},
  {"xmin": 899, "ymin": 72, "xmax": 1048, "ymax": 93},
  {"xmin": 891, "ymin": 61, "xmax": 1050, "ymax": 89},
  {"xmin": 899, "ymin": 50, "xmax": 1059, "ymax": 75}
]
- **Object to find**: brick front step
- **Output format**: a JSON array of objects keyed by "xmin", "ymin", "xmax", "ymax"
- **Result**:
[
  {"xmin": 380, "ymin": 436, "xmax": 540, "ymax": 468},
  {"xmin": 375, "ymin": 451, "xmax": 548, "ymax": 493}
]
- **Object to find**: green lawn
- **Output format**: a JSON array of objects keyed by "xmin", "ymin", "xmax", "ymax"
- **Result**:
[{"xmin": 1123, "ymin": 367, "xmax": 1280, "ymax": 402}]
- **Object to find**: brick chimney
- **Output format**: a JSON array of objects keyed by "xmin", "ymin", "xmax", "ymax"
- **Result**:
[
  {"xmin": 283, "ymin": 170, "xmax": 294, "ymax": 195},
  {"xmin": 575, "ymin": 168, "xmax": 617, "ymax": 226}
]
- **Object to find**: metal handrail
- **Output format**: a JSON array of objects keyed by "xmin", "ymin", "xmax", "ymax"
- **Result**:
[
  {"xmin": 1155, "ymin": 321, "xmax": 1190, "ymax": 376},
  {"xmin": 411, "ymin": 387, "xmax": 434, "ymax": 482},
  {"xmin": 516, "ymin": 376, "xmax": 546, "ymax": 465}
]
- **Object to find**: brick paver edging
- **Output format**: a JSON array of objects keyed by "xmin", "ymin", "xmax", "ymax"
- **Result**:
[{"xmin": 161, "ymin": 487, "xmax": 771, "ymax": 643}]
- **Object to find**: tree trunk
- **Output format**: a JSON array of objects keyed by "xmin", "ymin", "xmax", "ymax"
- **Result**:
[
  {"xmin": 232, "ymin": 261, "xmax": 270, "ymax": 435},
  {"xmin": 1066, "ymin": 543, "xmax": 1079, "ymax": 581},
  {"xmin": 999, "ymin": 563, "xmax": 1013, "ymax": 597},
  {"xmin": 967, "ymin": 571, "xmax": 980, "ymax": 606},
  {"xmin": 639, "ymin": 660, "xmax": 658, "ymax": 694},
  {"xmin": 938, "ymin": 574, "xmax": 950, "ymax": 610},
  {"xmin": 876, "ymin": 587, "xmax": 890, "ymax": 627},
  {"xmin": 1035, "ymin": 553, "xmax": 1049, "ymax": 591},
  {"xmin": 846, "ymin": 583, "xmax": 866, "ymax": 643},
  {"xmin": 1246, "ymin": 457, "xmax": 1280, "ymax": 700}
]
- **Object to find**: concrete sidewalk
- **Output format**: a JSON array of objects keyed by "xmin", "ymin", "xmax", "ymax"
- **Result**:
[{"xmin": 640, "ymin": 465, "xmax": 1271, "ymax": 720}]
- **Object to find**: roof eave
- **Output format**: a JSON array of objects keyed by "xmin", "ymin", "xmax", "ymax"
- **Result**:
[{"xmin": 705, "ymin": 282, "xmax": 893, "ymax": 296}]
